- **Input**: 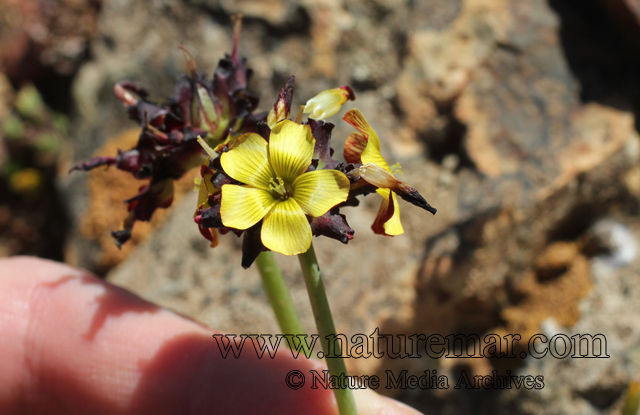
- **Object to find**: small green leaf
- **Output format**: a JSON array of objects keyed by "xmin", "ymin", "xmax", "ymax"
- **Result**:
[
  {"xmin": 2, "ymin": 114, "xmax": 25, "ymax": 139},
  {"xmin": 15, "ymin": 85, "xmax": 46, "ymax": 123}
]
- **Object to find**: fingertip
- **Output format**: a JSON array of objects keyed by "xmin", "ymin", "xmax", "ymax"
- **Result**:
[
  {"xmin": 0, "ymin": 257, "xmax": 338, "ymax": 415},
  {"xmin": 354, "ymin": 389, "xmax": 424, "ymax": 415},
  {"xmin": 0, "ymin": 257, "xmax": 421, "ymax": 415},
  {"xmin": 0, "ymin": 256, "xmax": 86, "ymax": 283}
]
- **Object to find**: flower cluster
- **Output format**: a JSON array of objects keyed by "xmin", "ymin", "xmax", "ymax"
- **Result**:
[
  {"xmin": 195, "ymin": 76, "xmax": 436, "ymax": 267},
  {"xmin": 70, "ymin": 17, "xmax": 259, "ymax": 247},
  {"xmin": 72, "ymin": 18, "xmax": 436, "ymax": 267}
]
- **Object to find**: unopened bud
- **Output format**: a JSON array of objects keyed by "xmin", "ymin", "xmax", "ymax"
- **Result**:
[
  {"xmin": 113, "ymin": 84, "xmax": 138, "ymax": 107},
  {"xmin": 192, "ymin": 84, "xmax": 219, "ymax": 132},
  {"xmin": 358, "ymin": 163, "xmax": 399, "ymax": 189},
  {"xmin": 267, "ymin": 75, "xmax": 294, "ymax": 128},
  {"xmin": 304, "ymin": 86, "xmax": 355, "ymax": 120}
]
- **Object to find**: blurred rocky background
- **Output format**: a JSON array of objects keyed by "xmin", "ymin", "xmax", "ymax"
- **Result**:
[{"xmin": 3, "ymin": 0, "xmax": 640, "ymax": 413}]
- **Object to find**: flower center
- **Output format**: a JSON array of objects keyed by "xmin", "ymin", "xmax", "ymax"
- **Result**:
[{"xmin": 269, "ymin": 176, "xmax": 290, "ymax": 200}]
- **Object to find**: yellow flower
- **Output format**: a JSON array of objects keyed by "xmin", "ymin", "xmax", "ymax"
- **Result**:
[
  {"xmin": 303, "ymin": 86, "xmax": 355, "ymax": 120},
  {"xmin": 343, "ymin": 109, "xmax": 404, "ymax": 236},
  {"xmin": 220, "ymin": 120, "xmax": 350, "ymax": 255}
]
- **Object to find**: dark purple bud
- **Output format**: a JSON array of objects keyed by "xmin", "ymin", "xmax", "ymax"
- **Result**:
[{"xmin": 310, "ymin": 208, "xmax": 355, "ymax": 244}]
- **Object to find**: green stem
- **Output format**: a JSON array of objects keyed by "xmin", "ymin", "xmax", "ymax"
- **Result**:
[
  {"xmin": 256, "ymin": 251, "xmax": 312, "ymax": 356},
  {"xmin": 298, "ymin": 243, "xmax": 357, "ymax": 415}
]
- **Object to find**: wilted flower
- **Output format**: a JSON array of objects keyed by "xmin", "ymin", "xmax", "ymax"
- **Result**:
[
  {"xmin": 71, "ymin": 13, "xmax": 436, "ymax": 268},
  {"xmin": 343, "ymin": 109, "xmax": 436, "ymax": 235},
  {"xmin": 266, "ymin": 75, "xmax": 295, "ymax": 129},
  {"xmin": 219, "ymin": 120, "xmax": 350, "ymax": 255},
  {"xmin": 70, "ymin": 17, "xmax": 259, "ymax": 247}
]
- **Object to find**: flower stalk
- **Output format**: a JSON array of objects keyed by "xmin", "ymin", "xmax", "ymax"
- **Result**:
[
  {"xmin": 298, "ymin": 243, "xmax": 357, "ymax": 415},
  {"xmin": 255, "ymin": 251, "xmax": 312, "ymax": 355}
]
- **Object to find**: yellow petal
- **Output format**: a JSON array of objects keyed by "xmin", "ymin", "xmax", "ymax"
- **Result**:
[
  {"xmin": 384, "ymin": 191, "xmax": 404, "ymax": 235},
  {"xmin": 292, "ymin": 169, "xmax": 350, "ymax": 217},
  {"xmin": 269, "ymin": 120, "xmax": 314, "ymax": 183},
  {"xmin": 343, "ymin": 109, "xmax": 391, "ymax": 172},
  {"xmin": 196, "ymin": 181, "xmax": 207, "ymax": 209},
  {"xmin": 372, "ymin": 189, "xmax": 404, "ymax": 236},
  {"xmin": 267, "ymin": 99, "xmax": 288, "ymax": 129},
  {"xmin": 195, "ymin": 166, "xmax": 217, "ymax": 214},
  {"xmin": 303, "ymin": 86, "xmax": 355, "ymax": 120},
  {"xmin": 220, "ymin": 184, "xmax": 277, "ymax": 230},
  {"xmin": 261, "ymin": 198, "xmax": 312, "ymax": 255},
  {"xmin": 220, "ymin": 133, "xmax": 275, "ymax": 189}
]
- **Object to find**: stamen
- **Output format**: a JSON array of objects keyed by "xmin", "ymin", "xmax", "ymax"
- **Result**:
[
  {"xmin": 391, "ymin": 162, "xmax": 403, "ymax": 175},
  {"xmin": 269, "ymin": 176, "xmax": 289, "ymax": 199}
]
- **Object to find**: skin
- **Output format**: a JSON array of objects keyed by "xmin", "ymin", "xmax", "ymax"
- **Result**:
[{"xmin": 0, "ymin": 257, "xmax": 423, "ymax": 415}]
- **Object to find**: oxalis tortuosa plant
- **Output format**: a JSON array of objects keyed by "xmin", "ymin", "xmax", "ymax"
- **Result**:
[{"xmin": 71, "ymin": 16, "xmax": 437, "ymax": 415}]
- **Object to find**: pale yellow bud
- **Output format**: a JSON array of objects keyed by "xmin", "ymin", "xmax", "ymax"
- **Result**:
[
  {"xmin": 358, "ymin": 163, "xmax": 399, "ymax": 189},
  {"xmin": 303, "ymin": 86, "xmax": 355, "ymax": 120}
]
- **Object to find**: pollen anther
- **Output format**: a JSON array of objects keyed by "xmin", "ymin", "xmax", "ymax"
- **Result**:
[{"xmin": 269, "ymin": 176, "xmax": 289, "ymax": 200}]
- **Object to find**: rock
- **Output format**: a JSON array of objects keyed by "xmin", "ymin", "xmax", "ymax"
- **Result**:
[
  {"xmin": 500, "ymin": 217, "xmax": 640, "ymax": 415},
  {"xmin": 0, "ymin": 0, "xmax": 100, "ymax": 83},
  {"xmin": 585, "ymin": 219, "xmax": 639, "ymax": 269},
  {"xmin": 534, "ymin": 242, "xmax": 579, "ymax": 273},
  {"xmin": 59, "ymin": 0, "xmax": 640, "ymax": 413}
]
